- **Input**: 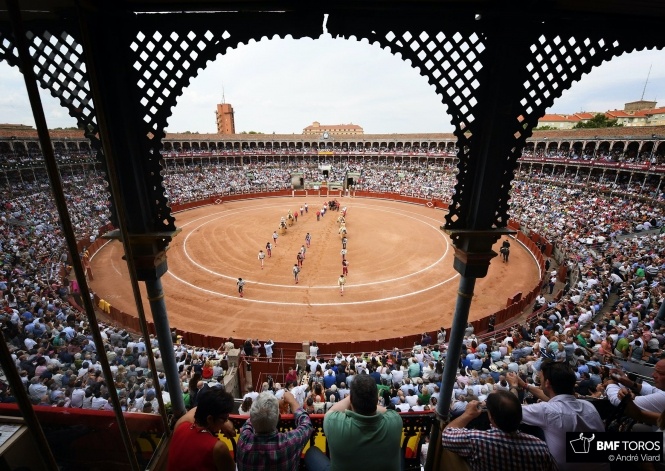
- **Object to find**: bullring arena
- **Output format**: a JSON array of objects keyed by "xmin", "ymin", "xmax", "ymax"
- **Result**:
[{"xmin": 89, "ymin": 196, "xmax": 539, "ymax": 344}]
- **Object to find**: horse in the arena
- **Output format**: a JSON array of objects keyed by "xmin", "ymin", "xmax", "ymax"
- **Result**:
[
  {"xmin": 339, "ymin": 225, "xmax": 348, "ymax": 238},
  {"xmin": 500, "ymin": 246, "xmax": 510, "ymax": 262},
  {"xmin": 337, "ymin": 215, "xmax": 346, "ymax": 226},
  {"xmin": 287, "ymin": 213, "xmax": 294, "ymax": 226}
]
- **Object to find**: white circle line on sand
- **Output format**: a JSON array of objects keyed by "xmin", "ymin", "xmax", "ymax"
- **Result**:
[
  {"xmin": 174, "ymin": 202, "xmax": 450, "ymax": 289},
  {"xmin": 166, "ymin": 269, "xmax": 459, "ymax": 306}
]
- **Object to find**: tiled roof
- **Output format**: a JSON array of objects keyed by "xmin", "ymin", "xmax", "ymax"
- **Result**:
[
  {"xmin": 639, "ymin": 107, "xmax": 665, "ymax": 116},
  {"xmin": 606, "ymin": 107, "xmax": 665, "ymax": 118},
  {"xmin": 539, "ymin": 114, "xmax": 581, "ymax": 122},
  {"xmin": 606, "ymin": 110, "xmax": 636, "ymax": 118}
]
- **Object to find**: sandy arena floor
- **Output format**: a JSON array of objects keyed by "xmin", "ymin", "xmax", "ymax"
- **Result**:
[{"xmin": 90, "ymin": 197, "xmax": 538, "ymax": 343}]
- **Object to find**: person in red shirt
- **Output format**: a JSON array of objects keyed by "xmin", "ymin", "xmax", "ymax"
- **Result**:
[
  {"xmin": 168, "ymin": 388, "xmax": 236, "ymax": 471},
  {"xmin": 285, "ymin": 367, "xmax": 298, "ymax": 385},
  {"xmin": 202, "ymin": 361, "xmax": 214, "ymax": 380}
]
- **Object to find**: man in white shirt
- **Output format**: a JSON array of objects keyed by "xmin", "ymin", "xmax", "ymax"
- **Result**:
[
  {"xmin": 242, "ymin": 385, "xmax": 259, "ymax": 403},
  {"xmin": 589, "ymin": 324, "xmax": 605, "ymax": 345},
  {"xmin": 538, "ymin": 332, "xmax": 549, "ymax": 352},
  {"xmin": 24, "ymin": 335, "xmax": 37, "ymax": 351},
  {"xmin": 507, "ymin": 361, "xmax": 608, "ymax": 471},
  {"xmin": 289, "ymin": 382, "xmax": 309, "ymax": 408},
  {"xmin": 391, "ymin": 368, "xmax": 404, "ymax": 386},
  {"xmin": 405, "ymin": 390, "xmax": 419, "ymax": 408},
  {"xmin": 274, "ymin": 383, "xmax": 285, "ymax": 400},
  {"xmin": 395, "ymin": 397, "xmax": 411, "ymax": 412},
  {"xmin": 606, "ymin": 359, "xmax": 665, "ymax": 415},
  {"xmin": 307, "ymin": 356, "xmax": 319, "ymax": 374},
  {"xmin": 577, "ymin": 309, "xmax": 593, "ymax": 326}
]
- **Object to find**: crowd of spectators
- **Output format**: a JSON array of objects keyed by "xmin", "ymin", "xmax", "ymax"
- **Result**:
[
  {"xmin": 521, "ymin": 146, "xmax": 665, "ymax": 165},
  {"xmin": 163, "ymin": 166, "xmax": 293, "ymax": 203},
  {"xmin": 163, "ymin": 159, "xmax": 457, "ymax": 204},
  {"xmin": 2, "ymin": 153, "xmax": 665, "ymax": 470},
  {"xmin": 357, "ymin": 162, "xmax": 457, "ymax": 202},
  {"xmin": 5, "ymin": 142, "xmax": 662, "ymax": 167},
  {"xmin": 160, "ymin": 145, "xmax": 457, "ymax": 157}
]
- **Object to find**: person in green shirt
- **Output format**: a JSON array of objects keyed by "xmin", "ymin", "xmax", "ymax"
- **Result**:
[
  {"xmin": 304, "ymin": 373, "xmax": 403, "ymax": 471},
  {"xmin": 431, "ymin": 347, "xmax": 441, "ymax": 361},
  {"xmin": 575, "ymin": 333, "xmax": 588, "ymax": 348},
  {"xmin": 408, "ymin": 357, "xmax": 421, "ymax": 379},
  {"xmin": 418, "ymin": 388, "xmax": 431, "ymax": 406},
  {"xmin": 614, "ymin": 336, "xmax": 630, "ymax": 358}
]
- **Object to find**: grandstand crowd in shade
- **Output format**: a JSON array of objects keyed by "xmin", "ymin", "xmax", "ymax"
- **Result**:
[{"xmin": 2, "ymin": 150, "xmax": 665, "ymax": 468}]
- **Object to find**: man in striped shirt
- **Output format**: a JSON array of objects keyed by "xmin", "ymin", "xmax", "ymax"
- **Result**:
[{"xmin": 441, "ymin": 390, "xmax": 557, "ymax": 471}]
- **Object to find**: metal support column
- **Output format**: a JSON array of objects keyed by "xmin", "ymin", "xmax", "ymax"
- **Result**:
[
  {"xmin": 436, "ymin": 275, "xmax": 477, "ymax": 418},
  {"xmin": 146, "ymin": 279, "xmax": 187, "ymax": 417}
]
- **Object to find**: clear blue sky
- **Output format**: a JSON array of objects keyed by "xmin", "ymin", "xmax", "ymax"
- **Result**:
[{"xmin": 1, "ymin": 35, "xmax": 664, "ymax": 134}]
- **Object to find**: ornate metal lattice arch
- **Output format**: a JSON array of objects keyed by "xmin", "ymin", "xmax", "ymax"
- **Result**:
[
  {"xmin": 3, "ymin": 10, "xmax": 665, "ymax": 243},
  {"xmin": 327, "ymin": 13, "xmax": 665, "ymax": 241}
]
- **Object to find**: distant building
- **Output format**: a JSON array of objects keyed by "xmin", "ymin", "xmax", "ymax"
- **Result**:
[
  {"xmin": 536, "ymin": 113, "xmax": 594, "ymax": 130},
  {"xmin": 606, "ymin": 104, "xmax": 665, "ymax": 127},
  {"xmin": 303, "ymin": 121, "xmax": 363, "ymax": 137},
  {"xmin": 216, "ymin": 103, "xmax": 235, "ymax": 134},
  {"xmin": 537, "ymin": 100, "xmax": 665, "ymax": 129},
  {"xmin": 624, "ymin": 100, "xmax": 657, "ymax": 112}
]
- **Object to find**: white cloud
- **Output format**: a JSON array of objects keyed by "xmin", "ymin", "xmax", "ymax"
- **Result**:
[
  {"xmin": 549, "ymin": 49, "xmax": 665, "ymax": 113},
  {"xmin": 0, "ymin": 65, "xmax": 78, "ymax": 129},
  {"xmin": 1, "ymin": 40, "xmax": 665, "ymax": 134}
]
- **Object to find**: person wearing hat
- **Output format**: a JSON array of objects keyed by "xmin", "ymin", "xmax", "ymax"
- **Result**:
[{"xmin": 488, "ymin": 364, "xmax": 501, "ymax": 382}]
